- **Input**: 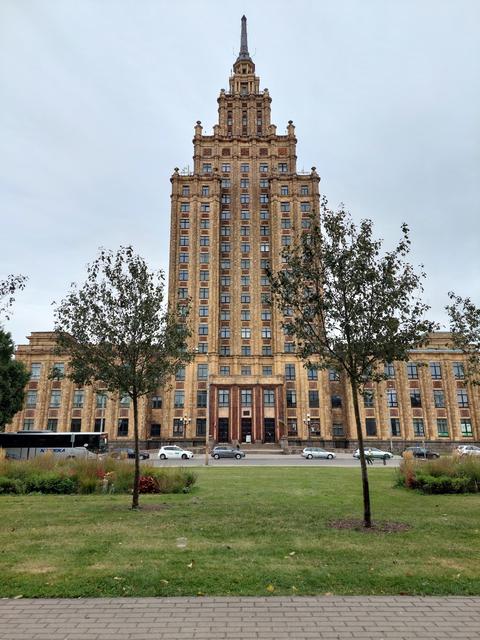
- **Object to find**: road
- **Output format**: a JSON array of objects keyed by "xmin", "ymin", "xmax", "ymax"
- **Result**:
[{"xmin": 147, "ymin": 453, "xmax": 402, "ymax": 467}]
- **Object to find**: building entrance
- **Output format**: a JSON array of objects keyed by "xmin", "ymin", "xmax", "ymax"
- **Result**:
[
  {"xmin": 264, "ymin": 418, "xmax": 276, "ymax": 443},
  {"xmin": 241, "ymin": 418, "xmax": 252, "ymax": 442},
  {"xmin": 218, "ymin": 418, "xmax": 229, "ymax": 442}
]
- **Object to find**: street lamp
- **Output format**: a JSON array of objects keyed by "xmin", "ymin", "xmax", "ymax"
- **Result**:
[
  {"xmin": 181, "ymin": 414, "xmax": 191, "ymax": 438},
  {"xmin": 205, "ymin": 377, "xmax": 210, "ymax": 466},
  {"xmin": 303, "ymin": 413, "xmax": 311, "ymax": 439}
]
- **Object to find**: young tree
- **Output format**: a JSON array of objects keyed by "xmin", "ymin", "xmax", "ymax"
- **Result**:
[
  {"xmin": 53, "ymin": 246, "xmax": 192, "ymax": 509},
  {"xmin": 0, "ymin": 274, "xmax": 27, "ymax": 321},
  {"xmin": 446, "ymin": 293, "xmax": 480, "ymax": 384},
  {"xmin": 0, "ymin": 330, "xmax": 30, "ymax": 431},
  {"xmin": 269, "ymin": 198, "xmax": 436, "ymax": 527}
]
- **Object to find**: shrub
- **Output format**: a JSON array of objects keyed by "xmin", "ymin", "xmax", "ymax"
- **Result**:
[
  {"xmin": 415, "ymin": 474, "xmax": 472, "ymax": 494},
  {"xmin": 398, "ymin": 456, "xmax": 480, "ymax": 494},
  {"xmin": 25, "ymin": 472, "xmax": 76, "ymax": 494},
  {"xmin": 0, "ymin": 476, "xmax": 24, "ymax": 494},
  {"xmin": 139, "ymin": 476, "xmax": 160, "ymax": 494}
]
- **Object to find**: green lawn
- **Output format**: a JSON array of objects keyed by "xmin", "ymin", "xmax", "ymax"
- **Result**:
[{"xmin": 1, "ymin": 467, "xmax": 479, "ymax": 597}]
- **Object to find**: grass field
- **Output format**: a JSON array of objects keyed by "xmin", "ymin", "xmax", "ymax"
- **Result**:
[{"xmin": 1, "ymin": 466, "xmax": 479, "ymax": 597}]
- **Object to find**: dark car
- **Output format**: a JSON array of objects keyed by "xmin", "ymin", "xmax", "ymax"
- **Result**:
[
  {"xmin": 211, "ymin": 446, "xmax": 245, "ymax": 460},
  {"xmin": 110, "ymin": 448, "xmax": 150, "ymax": 460},
  {"xmin": 404, "ymin": 447, "xmax": 440, "ymax": 459}
]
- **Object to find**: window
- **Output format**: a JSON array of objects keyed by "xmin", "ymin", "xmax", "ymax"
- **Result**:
[
  {"xmin": 197, "ymin": 364, "xmax": 208, "ymax": 380},
  {"xmin": 260, "ymin": 194, "xmax": 269, "ymax": 204},
  {"xmin": 220, "ymin": 310, "xmax": 230, "ymax": 320},
  {"xmin": 152, "ymin": 395, "xmax": 162, "ymax": 409},
  {"xmin": 287, "ymin": 419, "xmax": 298, "ymax": 436},
  {"xmin": 457, "ymin": 389, "xmax": 469, "ymax": 408},
  {"xmin": 241, "ymin": 294, "xmax": 251, "ymax": 304},
  {"xmin": 150, "ymin": 423, "xmax": 161, "ymax": 437},
  {"xmin": 221, "ymin": 259, "xmax": 231, "ymax": 270},
  {"xmin": 284, "ymin": 342, "xmax": 295, "ymax": 353},
  {"xmin": 308, "ymin": 390, "xmax": 319, "ymax": 408},
  {"xmin": 260, "ymin": 211, "xmax": 269, "ymax": 220},
  {"xmin": 384, "ymin": 362, "xmax": 395, "ymax": 378},
  {"xmin": 48, "ymin": 389, "xmax": 61, "ymax": 408},
  {"xmin": 69, "ymin": 389, "xmax": 83, "ymax": 409},
  {"xmin": 460, "ymin": 419, "xmax": 473, "ymax": 437},
  {"xmin": 410, "ymin": 389, "xmax": 422, "ymax": 407},
  {"xmin": 240, "ymin": 163, "xmax": 250, "ymax": 172},
  {"xmin": 331, "ymin": 395, "xmax": 342, "ymax": 408},
  {"xmin": 202, "ymin": 163, "xmax": 212, "ymax": 174},
  {"xmin": 240, "ymin": 226, "xmax": 250, "ymax": 237},
  {"xmin": 94, "ymin": 418, "xmax": 105, "ymax": 432},
  {"xmin": 433, "ymin": 389, "xmax": 445, "ymax": 408},
  {"xmin": 262, "ymin": 346, "xmax": 272, "ymax": 356},
  {"xmin": 174, "ymin": 391, "xmax": 185, "ymax": 408},
  {"xmin": 280, "ymin": 186, "xmax": 289, "ymax": 196},
  {"xmin": 221, "ymin": 211, "xmax": 230, "ymax": 220},
  {"xmin": 241, "ymin": 210, "xmax": 250, "ymax": 220},
  {"xmin": 263, "ymin": 389, "xmax": 275, "ymax": 406},
  {"xmin": 260, "ymin": 259, "xmax": 270, "ymax": 270},
  {"xmin": 173, "ymin": 419, "xmax": 184, "ymax": 437},
  {"xmin": 241, "ymin": 346, "xmax": 251, "ymax": 356},
  {"xmin": 221, "ymin": 276, "xmax": 231, "ymax": 286},
  {"xmin": 23, "ymin": 419, "xmax": 34, "ymax": 431},
  {"xmin": 260, "ymin": 243, "xmax": 269, "ymax": 252},
  {"xmin": 259, "ymin": 163, "xmax": 268, "ymax": 172},
  {"xmin": 47, "ymin": 418, "xmax": 58, "ymax": 432},
  {"xmin": 263, "ymin": 366, "xmax": 273, "ymax": 376},
  {"xmin": 363, "ymin": 391, "xmax": 374, "ymax": 408},
  {"xmin": 281, "ymin": 236, "xmax": 292, "ymax": 246},
  {"xmin": 406, "ymin": 362, "xmax": 418, "ymax": 379},
  {"xmin": 307, "ymin": 367, "xmax": 318, "ymax": 381},
  {"xmin": 201, "ymin": 185, "xmax": 209, "ymax": 196},
  {"xmin": 52, "ymin": 362, "xmax": 65, "ymax": 379},
  {"xmin": 240, "ymin": 178, "xmax": 249, "ymax": 188},
  {"xmin": 429, "ymin": 362, "xmax": 442, "ymax": 379},
  {"xmin": 365, "ymin": 418, "xmax": 377, "ymax": 436},
  {"xmin": 218, "ymin": 389, "xmax": 230, "ymax": 407},
  {"xmin": 221, "ymin": 163, "xmax": 230, "ymax": 172},
  {"xmin": 300, "ymin": 202, "xmax": 311, "ymax": 212},
  {"xmin": 285, "ymin": 364, "xmax": 296, "ymax": 380},
  {"xmin": 220, "ymin": 294, "xmax": 230, "ymax": 304},
  {"xmin": 301, "ymin": 219, "xmax": 311, "ymax": 229},
  {"xmin": 220, "ymin": 366, "xmax": 230, "ymax": 375},
  {"xmin": 198, "ymin": 343, "xmax": 208, "ymax": 353},
  {"xmin": 259, "ymin": 179, "xmax": 269, "ymax": 188},
  {"xmin": 437, "ymin": 419, "xmax": 449, "ymax": 437},
  {"xmin": 70, "ymin": 419, "xmax": 82, "ymax": 432},
  {"xmin": 240, "ymin": 195, "xmax": 250, "ymax": 204},
  {"xmin": 281, "ymin": 218, "xmax": 291, "ymax": 228},
  {"xmin": 182, "ymin": 186, "xmax": 190, "ymax": 196},
  {"xmin": 241, "ymin": 389, "xmax": 252, "ymax": 406},
  {"xmin": 241, "ymin": 366, "xmax": 251, "ymax": 376},
  {"xmin": 453, "ymin": 362, "xmax": 465, "ymax": 379},
  {"xmin": 179, "ymin": 236, "xmax": 189, "ymax": 246},
  {"xmin": 220, "ymin": 327, "xmax": 230, "ymax": 339},
  {"xmin": 175, "ymin": 366, "xmax": 185, "ymax": 381},
  {"xmin": 179, "ymin": 253, "xmax": 189, "ymax": 263},
  {"xmin": 329, "ymin": 369, "xmax": 340, "ymax": 381},
  {"xmin": 116, "ymin": 418, "xmax": 128, "ymax": 437},
  {"xmin": 390, "ymin": 418, "xmax": 401, "ymax": 437},
  {"xmin": 199, "ymin": 287, "xmax": 209, "ymax": 299},
  {"xmin": 221, "ymin": 195, "xmax": 231, "ymax": 204},
  {"xmin": 199, "ymin": 236, "xmax": 209, "ymax": 246},
  {"xmin": 413, "ymin": 418, "xmax": 425, "ymax": 437},
  {"xmin": 180, "ymin": 203, "xmax": 190, "ymax": 212},
  {"xmin": 197, "ymin": 390, "xmax": 207, "ymax": 408},
  {"xmin": 180, "ymin": 218, "xmax": 189, "ymax": 229},
  {"xmin": 26, "ymin": 390, "xmax": 37, "ymax": 408},
  {"xmin": 286, "ymin": 389, "xmax": 297, "ymax": 408},
  {"xmin": 30, "ymin": 363, "xmax": 41, "ymax": 379},
  {"xmin": 177, "ymin": 287, "xmax": 188, "ymax": 299},
  {"xmin": 241, "ymin": 310, "xmax": 250, "ymax": 321},
  {"xmin": 179, "ymin": 270, "xmax": 188, "ymax": 281},
  {"xmin": 300, "ymin": 185, "xmax": 309, "ymax": 196},
  {"xmin": 221, "ymin": 242, "xmax": 231, "ymax": 253},
  {"xmin": 196, "ymin": 418, "xmax": 206, "ymax": 437},
  {"xmin": 120, "ymin": 395, "xmax": 130, "ymax": 408},
  {"xmin": 241, "ymin": 243, "xmax": 250, "ymax": 253},
  {"xmin": 261, "ymin": 328, "xmax": 271, "ymax": 339},
  {"xmin": 261, "ymin": 310, "xmax": 271, "ymax": 320},
  {"xmin": 198, "ymin": 325, "xmax": 208, "ymax": 336},
  {"xmin": 278, "ymin": 162, "xmax": 288, "ymax": 173},
  {"xmin": 199, "ymin": 307, "xmax": 208, "ymax": 319}
]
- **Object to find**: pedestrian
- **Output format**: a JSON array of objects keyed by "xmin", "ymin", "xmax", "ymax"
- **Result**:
[{"xmin": 366, "ymin": 448, "xmax": 374, "ymax": 465}]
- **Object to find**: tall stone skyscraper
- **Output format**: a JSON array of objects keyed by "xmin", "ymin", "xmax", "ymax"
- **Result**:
[{"xmin": 166, "ymin": 16, "xmax": 323, "ymax": 445}]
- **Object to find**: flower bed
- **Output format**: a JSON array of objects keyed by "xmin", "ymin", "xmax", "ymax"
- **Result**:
[{"xmin": 397, "ymin": 454, "xmax": 480, "ymax": 494}]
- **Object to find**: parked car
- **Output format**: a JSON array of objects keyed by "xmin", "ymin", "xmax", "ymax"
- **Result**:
[
  {"xmin": 353, "ymin": 448, "xmax": 393, "ymax": 460},
  {"xmin": 110, "ymin": 448, "xmax": 150, "ymax": 460},
  {"xmin": 457, "ymin": 445, "xmax": 480, "ymax": 457},
  {"xmin": 302, "ymin": 447, "xmax": 336, "ymax": 460},
  {"xmin": 403, "ymin": 447, "xmax": 440, "ymax": 459},
  {"xmin": 211, "ymin": 446, "xmax": 245, "ymax": 460},
  {"xmin": 158, "ymin": 445, "xmax": 194, "ymax": 460}
]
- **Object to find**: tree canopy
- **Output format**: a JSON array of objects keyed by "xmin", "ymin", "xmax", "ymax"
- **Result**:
[
  {"xmin": 0, "ymin": 330, "xmax": 30, "ymax": 431},
  {"xmin": 447, "ymin": 293, "xmax": 480, "ymax": 385}
]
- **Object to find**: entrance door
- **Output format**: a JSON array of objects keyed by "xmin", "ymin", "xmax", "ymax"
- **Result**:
[
  {"xmin": 264, "ymin": 418, "xmax": 276, "ymax": 443},
  {"xmin": 241, "ymin": 418, "xmax": 252, "ymax": 442},
  {"xmin": 218, "ymin": 418, "xmax": 229, "ymax": 442}
]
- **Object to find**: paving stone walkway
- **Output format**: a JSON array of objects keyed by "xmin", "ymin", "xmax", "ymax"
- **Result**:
[{"xmin": 1, "ymin": 596, "xmax": 479, "ymax": 639}]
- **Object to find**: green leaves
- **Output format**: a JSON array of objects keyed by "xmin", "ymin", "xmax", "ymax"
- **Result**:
[
  {"xmin": 447, "ymin": 293, "xmax": 480, "ymax": 385},
  {"xmin": 0, "ymin": 330, "xmax": 30, "ymax": 430}
]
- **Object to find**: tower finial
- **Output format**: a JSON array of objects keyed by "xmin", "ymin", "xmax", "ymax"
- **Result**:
[{"xmin": 237, "ymin": 15, "xmax": 252, "ymax": 62}]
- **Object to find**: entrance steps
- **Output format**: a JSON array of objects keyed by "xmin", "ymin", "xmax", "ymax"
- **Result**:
[{"xmin": 236, "ymin": 442, "xmax": 284, "ymax": 454}]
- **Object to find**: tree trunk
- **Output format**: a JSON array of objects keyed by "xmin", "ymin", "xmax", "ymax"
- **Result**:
[
  {"xmin": 350, "ymin": 377, "xmax": 372, "ymax": 527},
  {"xmin": 131, "ymin": 394, "xmax": 140, "ymax": 510}
]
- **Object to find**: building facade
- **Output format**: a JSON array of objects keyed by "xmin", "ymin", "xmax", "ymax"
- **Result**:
[{"xmin": 7, "ymin": 18, "xmax": 480, "ymax": 451}]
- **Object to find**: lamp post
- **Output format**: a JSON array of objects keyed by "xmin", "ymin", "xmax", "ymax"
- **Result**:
[
  {"xmin": 182, "ymin": 414, "xmax": 191, "ymax": 439},
  {"xmin": 303, "ymin": 413, "xmax": 311, "ymax": 441},
  {"xmin": 205, "ymin": 377, "xmax": 210, "ymax": 466}
]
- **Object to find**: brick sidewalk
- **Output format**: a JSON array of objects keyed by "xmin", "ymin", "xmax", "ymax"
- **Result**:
[{"xmin": 1, "ymin": 596, "xmax": 479, "ymax": 639}]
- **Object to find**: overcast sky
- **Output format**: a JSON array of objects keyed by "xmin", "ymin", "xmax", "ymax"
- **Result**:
[{"xmin": 1, "ymin": 0, "xmax": 479, "ymax": 346}]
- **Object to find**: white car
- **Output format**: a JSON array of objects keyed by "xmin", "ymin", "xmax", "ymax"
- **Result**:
[
  {"xmin": 458, "ymin": 445, "xmax": 480, "ymax": 456},
  {"xmin": 302, "ymin": 447, "xmax": 336, "ymax": 460},
  {"xmin": 158, "ymin": 445, "xmax": 194, "ymax": 460},
  {"xmin": 353, "ymin": 448, "xmax": 393, "ymax": 460}
]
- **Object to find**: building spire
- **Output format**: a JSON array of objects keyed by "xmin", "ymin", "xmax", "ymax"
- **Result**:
[{"xmin": 237, "ymin": 15, "xmax": 252, "ymax": 62}]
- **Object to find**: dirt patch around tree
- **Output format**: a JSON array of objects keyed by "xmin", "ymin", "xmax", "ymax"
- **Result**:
[{"xmin": 328, "ymin": 518, "xmax": 411, "ymax": 533}]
